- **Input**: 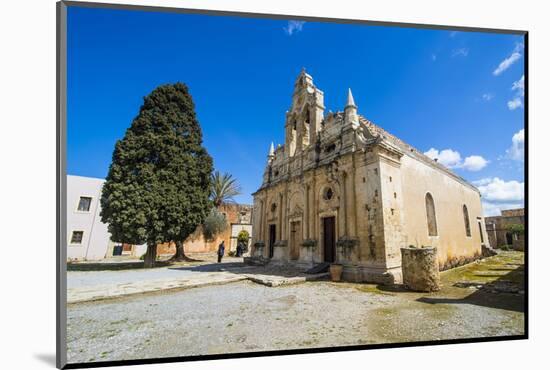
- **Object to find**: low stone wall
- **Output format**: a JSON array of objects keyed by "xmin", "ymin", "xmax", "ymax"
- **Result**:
[
  {"xmin": 342, "ymin": 266, "xmax": 402, "ymax": 285},
  {"xmin": 440, "ymin": 251, "xmax": 484, "ymax": 271},
  {"xmin": 513, "ymin": 236, "xmax": 525, "ymax": 251},
  {"xmin": 401, "ymin": 246, "xmax": 441, "ymax": 292}
]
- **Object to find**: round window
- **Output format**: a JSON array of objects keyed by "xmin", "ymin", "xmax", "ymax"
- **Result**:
[{"xmin": 324, "ymin": 187, "xmax": 334, "ymax": 201}]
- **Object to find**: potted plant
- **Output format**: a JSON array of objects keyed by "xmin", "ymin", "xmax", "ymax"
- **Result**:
[{"xmin": 330, "ymin": 263, "xmax": 344, "ymax": 281}]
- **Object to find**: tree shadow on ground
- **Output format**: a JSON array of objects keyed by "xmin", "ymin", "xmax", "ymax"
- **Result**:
[
  {"xmin": 168, "ymin": 260, "xmax": 321, "ymax": 278},
  {"xmin": 67, "ymin": 260, "xmax": 175, "ymax": 271},
  {"xmin": 168, "ymin": 262, "xmax": 248, "ymax": 273},
  {"xmin": 375, "ymin": 284, "xmax": 411, "ymax": 293},
  {"xmin": 416, "ymin": 266, "xmax": 525, "ymax": 313}
]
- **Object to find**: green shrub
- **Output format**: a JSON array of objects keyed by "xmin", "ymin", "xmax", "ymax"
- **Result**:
[
  {"xmin": 237, "ymin": 229, "xmax": 249, "ymax": 245},
  {"xmin": 506, "ymin": 224, "xmax": 524, "ymax": 235},
  {"xmin": 203, "ymin": 207, "xmax": 228, "ymax": 241}
]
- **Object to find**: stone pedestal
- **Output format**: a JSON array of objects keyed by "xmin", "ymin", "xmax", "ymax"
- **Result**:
[
  {"xmin": 254, "ymin": 245, "xmax": 265, "ymax": 258},
  {"xmin": 273, "ymin": 244, "xmax": 287, "ymax": 261},
  {"xmin": 299, "ymin": 245, "xmax": 316, "ymax": 264},
  {"xmin": 401, "ymin": 246, "xmax": 441, "ymax": 292}
]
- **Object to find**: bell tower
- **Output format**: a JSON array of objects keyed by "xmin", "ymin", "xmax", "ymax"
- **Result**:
[{"xmin": 285, "ymin": 69, "xmax": 325, "ymax": 158}]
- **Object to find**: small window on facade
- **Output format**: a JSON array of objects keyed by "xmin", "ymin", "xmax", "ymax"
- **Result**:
[
  {"xmin": 394, "ymin": 192, "xmax": 397, "ymax": 199},
  {"xmin": 463, "ymin": 205, "xmax": 471, "ymax": 237},
  {"xmin": 425, "ymin": 193, "xmax": 438, "ymax": 236},
  {"xmin": 77, "ymin": 196, "xmax": 92, "ymax": 212},
  {"xmin": 389, "ymin": 176, "xmax": 392, "ymax": 182},
  {"xmin": 324, "ymin": 187, "xmax": 334, "ymax": 201},
  {"xmin": 70, "ymin": 231, "xmax": 84, "ymax": 244}
]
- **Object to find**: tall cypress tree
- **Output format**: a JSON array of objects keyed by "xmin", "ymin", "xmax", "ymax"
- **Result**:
[{"xmin": 100, "ymin": 83, "xmax": 213, "ymax": 267}]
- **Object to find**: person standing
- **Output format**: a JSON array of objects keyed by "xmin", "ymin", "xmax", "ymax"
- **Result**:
[
  {"xmin": 236, "ymin": 241, "xmax": 243, "ymax": 257},
  {"xmin": 217, "ymin": 240, "xmax": 225, "ymax": 263}
]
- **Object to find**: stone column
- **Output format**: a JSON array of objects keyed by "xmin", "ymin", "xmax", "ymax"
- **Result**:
[
  {"xmin": 278, "ymin": 192, "xmax": 283, "ymax": 240},
  {"xmin": 341, "ymin": 171, "xmax": 348, "ymax": 236},
  {"xmin": 305, "ymin": 184, "xmax": 310, "ymax": 239},
  {"xmin": 351, "ymin": 155, "xmax": 358, "ymax": 239}
]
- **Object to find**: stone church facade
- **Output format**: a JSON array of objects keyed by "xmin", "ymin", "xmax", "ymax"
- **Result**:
[{"xmin": 251, "ymin": 70, "xmax": 489, "ymax": 284}]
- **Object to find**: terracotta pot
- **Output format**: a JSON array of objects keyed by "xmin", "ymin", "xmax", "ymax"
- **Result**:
[{"xmin": 330, "ymin": 264, "xmax": 343, "ymax": 282}]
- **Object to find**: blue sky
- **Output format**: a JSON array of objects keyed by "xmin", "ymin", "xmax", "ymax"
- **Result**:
[{"xmin": 67, "ymin": 6, "xmax": 525, "ymax": 216}]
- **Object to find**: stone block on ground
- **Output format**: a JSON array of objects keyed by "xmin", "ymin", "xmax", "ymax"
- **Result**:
[{"xmin": 401, "ymin": 246, "xmax": 441, "ymax": 292}]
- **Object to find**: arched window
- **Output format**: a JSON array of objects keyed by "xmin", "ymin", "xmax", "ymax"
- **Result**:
[
  {"xmin": 463, "ymin": 205, "xmax": 471, "ymax": 237},
  {"xmin": 425, "ymin": 193, "xmax": 438, "ymax": 236}
]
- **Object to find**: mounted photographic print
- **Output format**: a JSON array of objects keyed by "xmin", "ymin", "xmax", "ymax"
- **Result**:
[{"xmin": 57, "ymin": 1, "xmax": 527, "ymax": 368}]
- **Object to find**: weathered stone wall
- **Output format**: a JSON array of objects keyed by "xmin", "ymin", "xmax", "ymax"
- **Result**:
[
  {"xmin": 399, "ymin": 154, "xmax": 486, "ymax": 269},
  {"xmin": 485, "ymin": 208, "xmax": 525, "ymax": 248},
  {"xmin": 401, "ymin": 247, "xmax": 441, "ymax": 292},
  {"xmin": 501, "ymin": 208, "xmax": 524, "ymax": 217},
  {"xmin": 157, "ymin": 203, "xmax": 253, "ymax": 256}
]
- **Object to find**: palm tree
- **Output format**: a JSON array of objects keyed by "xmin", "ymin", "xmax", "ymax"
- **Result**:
[{"xmin": 210, "ymin": 171, "xmax": 242, "ymax": 207}]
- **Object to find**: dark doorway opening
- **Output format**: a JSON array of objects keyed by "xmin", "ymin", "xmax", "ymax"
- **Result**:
[
  {"xmin": 506, "ymin": 232, "xmax": 513, "ymax": 245},
  {"xmin": 322, "ymin": 216, "xmax": 336, "ymax": 263},
  {"xmin": 268, "ymin": 224, "xmax": 276, "ymax": 258}
]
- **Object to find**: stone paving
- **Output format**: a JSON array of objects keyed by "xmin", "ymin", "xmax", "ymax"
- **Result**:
[
  {"xmin": 66, "ymin": 251, "xmax": 525, "ymax": 364},
  {"xmin": 68, "ymin": 272, "xmax": 248, "ymax": 304},
  {"xmin": 67, "ymin": 258, "xmax": 328, "ymax": 303}
]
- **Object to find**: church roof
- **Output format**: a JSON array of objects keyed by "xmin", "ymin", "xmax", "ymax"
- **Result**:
[{"xmin": 357, "ymin": 115, "xmax": 480, "ymax": 193}]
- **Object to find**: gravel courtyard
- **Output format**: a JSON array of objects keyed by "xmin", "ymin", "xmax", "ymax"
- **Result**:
[{"xmin": 66, "ymin": 252, "xmax": 525, "ymax": 365}]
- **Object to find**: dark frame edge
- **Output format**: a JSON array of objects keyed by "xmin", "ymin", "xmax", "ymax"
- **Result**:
[
  {"xmin": 62, "ymin": 334, "xmax": 527, "ymax": 369},
  {"xmin": 57, "ymin": 1, "xmax": 68, "ymax": 369},
  {"xmin": 523, "ymin": 32, "xmax": 529, "ymax": 339}
]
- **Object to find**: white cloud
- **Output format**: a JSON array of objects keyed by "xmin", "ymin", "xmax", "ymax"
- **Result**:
[
  {"xmin": 507, "ymin": 75, "xmax": 525, "ymax": 110},
  {"xmin": 424, "ymin": 148, "xmax": 488, "ymax": 171},
  {"xmin": 474, "ymin": 177, "xmax": 524, "ymax": 216},
  {"xmin": 449, "ymin": 31, "xmax": 458, "ymax": 38},
  {"xmin": 283, "ymin": 21, "xmax": 305, "ymax": 35},
  {"xmin": 452, "ymin": 48, "xmax": 469, "ymax": 57},
  {"xmin": 424, "ymin": 148, "xmax": 462, "ymax": 168},
  {"xmin": 462, "ymin": 155, "xmax": 489, "ymax": 171},
  {"xmin": 507, "ymin": 97, "xmax": 523, "ymax": 110},
  {"xmin": 474, "ymin": 177, "xmax": 524, "ymax": 202},
  {"xmin": 493, "ymin": 43, "xmax": 524, "ymax": 76},
  {"xmin": 505, "ymin": 128, "xmax": 525, "ymax": 161},
  {"xmin": 482, "ymin": 201, "xmax": 523, "ymax": 217},
  {"xmin": 482, "ymin": 93, "xmax": 494, "ymax": 101},
  {"xmin": 511, "ymin": 75, "xmax": 525, "ymax": 96}
]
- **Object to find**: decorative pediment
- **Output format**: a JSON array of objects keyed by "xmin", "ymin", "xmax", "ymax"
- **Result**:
[{"xmin": 288, "ymin": 204, "xmax": 303, "ymax": 218}]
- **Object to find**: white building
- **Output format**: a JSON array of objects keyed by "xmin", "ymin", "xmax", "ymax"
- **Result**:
[
  {"xmin": 66, "ymin": 175, "xmax": 147, "ymax": 261},
  {"xmin": 67, "ymin": 175, "xmax": 112, "ymax": 260}
]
